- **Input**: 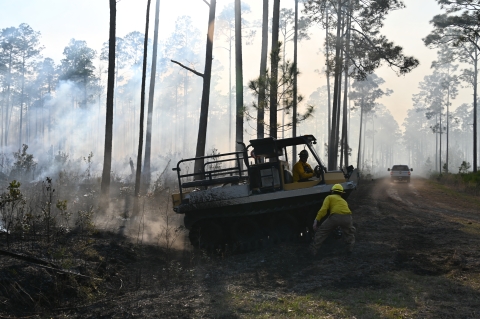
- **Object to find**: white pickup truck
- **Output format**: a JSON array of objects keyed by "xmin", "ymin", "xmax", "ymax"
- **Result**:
[{"xmin": 388, "ymin": 165, "xmax": 413, "ymax": 183}]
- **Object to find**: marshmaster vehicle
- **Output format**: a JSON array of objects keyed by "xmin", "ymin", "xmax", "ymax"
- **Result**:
[{"xmin": 171, "ymin": 135, "xmax": 358, "ymax": 249}]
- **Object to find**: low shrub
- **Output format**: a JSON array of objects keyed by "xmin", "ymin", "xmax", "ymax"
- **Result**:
[
  {"xmin": 459, "ymin": 171, "xmax": 480, "ymax": 185},
  {"xmin": 431, "ymin": 171, "xmax": 480, "ymax": 197}
]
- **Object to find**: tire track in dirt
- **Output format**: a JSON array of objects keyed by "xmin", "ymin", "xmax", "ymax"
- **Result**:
[{"xmin": 390, "ymin": 178, "xmax": 480, "ymax": 224}]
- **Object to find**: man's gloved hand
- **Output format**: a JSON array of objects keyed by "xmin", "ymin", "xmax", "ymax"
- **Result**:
[
  {"xmin": 304, "ymin": 165, "xmax": 313, "ymax": 174},
  {"xmin": 314, "ymin": 165, "xmax": 321, "ymax": 178}
]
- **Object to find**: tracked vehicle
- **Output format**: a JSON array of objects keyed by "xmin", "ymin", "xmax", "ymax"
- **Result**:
[{"xmin": 171, "ymin": 135, "xmax": 358, "ymax": 249}]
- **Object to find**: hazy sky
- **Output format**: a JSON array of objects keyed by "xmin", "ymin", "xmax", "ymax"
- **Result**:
[{"xmin": 0, "ymin": 0, "xmax": 472, "ymax": 130}]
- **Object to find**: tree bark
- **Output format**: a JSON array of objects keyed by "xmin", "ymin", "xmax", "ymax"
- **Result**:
[
  {"xmin": 328, "ymin": 0, "xmax": 342, "ymax": 170},
  {"xmin": 1, "ymin": 90, "xmax": 3, "ymax": 150},
  {"xmin": 356, "ymin": 98, "xmax": 364, "ymax": 170},
  {"xmin": 446, "ymin": 70, "xmax": 450, "ymax": 173},
  {"xmin": 183, "ymin": 70, "xmax": 188, "ymax": 156},
  {"xmin": 292, "ymin": 0, "xmax": 298, "ymax": 162},
  {"xmin": 257, "ymin": 0, "xmax": 268, "ymax": 139},
  {"xmin": 326, "ymin": 8, "xmax": 331, "ymax": 149},
  {"xmin": 362, "ymin": 113, "xmax": 366, "ymax": 170},
  {"xmin": 435, "ymin": 114, "xmax": 438, "ymax": 171},
  {"xmin": 19, "ymin": 63, "xmax": 25, "ymax": 149},
  {"xmin": 439, "ymin": 106, "xmax": 442, "ymax": 173},
  {"xmin": 229, "ymin": 28, "xmax": 233, "ymax": 149},
  {"xmin": 269, "ymin": 0, "xmax": 280, "ymax": 138},
  {"xmin": 341, "ymin": 0, "xmax": 352, "ymax": 168},
  {"xmin": 100, "ymin": 0, "xmax": 116, "ymax": 205},
  {"xmin": 4, "ymin": 49, "xmax": 13, "ymax": 146},
  {"xmin": 474, "ymin": 48, "xmax": 478, "ymax": 172},
  {"xmin": 134, "ymin": 0, "xmax": 152, "ymax": 196},
  {"xmin": 144, "ymin": 0, "xmax": 161, "ymax": 187},
  {"xmin": 235, "ymin": 0, "xmax": 244, "ymax": 152},
  {"xmin": 334, "ymin": 40, "xmax": 343, "ymax": 167},
  {"xmin": 193, "ymin": 0, "xmax": 217, "ymax": 178}
]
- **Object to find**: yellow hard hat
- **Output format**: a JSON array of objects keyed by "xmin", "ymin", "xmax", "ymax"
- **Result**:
[{"xmin": 331, "ymin": 184, "xmax": 344, "ymax": 193}]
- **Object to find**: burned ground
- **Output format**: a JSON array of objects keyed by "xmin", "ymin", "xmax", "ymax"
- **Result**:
[{"xmin": 1, "ymin": 177, "xmax": 480, "ymax": 318}]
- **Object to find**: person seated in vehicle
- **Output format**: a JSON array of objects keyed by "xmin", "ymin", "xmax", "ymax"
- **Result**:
[{"xmin": 293, "ymin": 150, "xmax": 315, "ymax": 182}]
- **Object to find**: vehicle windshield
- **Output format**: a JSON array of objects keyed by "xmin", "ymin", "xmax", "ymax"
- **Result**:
[
  {"xmin": 277, "ymin": 143, "xmax": 323, "ymax": 170},
  {"xmin": 307, "ymin": 144, "xmax": 323, "ymax": 167},
  {"xmin": 392, "ymin": 165, "xmax": 409, "ymax": 171}
]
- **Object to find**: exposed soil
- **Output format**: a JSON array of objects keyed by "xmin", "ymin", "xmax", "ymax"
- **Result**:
[{"xmin": 1, "ymin": 177, "xmax": 480, "ymax": 318}]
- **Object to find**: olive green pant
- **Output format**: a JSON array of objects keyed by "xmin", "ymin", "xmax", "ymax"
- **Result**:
[{"xmin": 312, "ymin": 214, "xmax": 356, "ymax": 252}]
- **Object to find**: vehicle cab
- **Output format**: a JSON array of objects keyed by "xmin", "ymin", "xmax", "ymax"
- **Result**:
[{"xmin": 245, "ymin": 135, "xmax": 347, "ymax": 192}]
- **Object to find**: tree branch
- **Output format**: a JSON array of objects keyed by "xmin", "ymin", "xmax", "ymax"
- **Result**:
[
  {"xmin": 349, "ymin": 27, "xmax": 418, "ymax": 72},
  {"xmin": 203, "ymin": 0, "xmax": 210, "ymax": 7},
  {"xmin": 0, "ymin": 248, "xmax": 60, "ymax": 268},
  {"xmin": 0, "ymin": 248, "xmax": 100, "ymax": 280},
  {"xmin": 170, "ymin": 60, "xmax": 204, "ymax": 77}
]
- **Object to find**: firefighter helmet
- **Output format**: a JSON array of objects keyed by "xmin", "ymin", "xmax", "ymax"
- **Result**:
[{"xmin": 331, "ymin": 184, "xmax": 344, "ymax": 193}]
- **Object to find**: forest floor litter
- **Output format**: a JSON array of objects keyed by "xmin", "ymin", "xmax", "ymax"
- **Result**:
[{"xmin": 1, "ymin": 177, "xmax": 479, "ymax": 318}]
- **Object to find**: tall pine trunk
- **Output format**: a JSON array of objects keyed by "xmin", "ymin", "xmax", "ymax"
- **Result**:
[
  {"xmin": 356, "ymin": 98, "xmax": 364, "ymax": 170},
  {"xmin": 326, "ymin": 9, "xmax": 331, "ymax": 148},
  {"xmin": 144, "ymin": 0, "xmax": 161, "ymax": 187},
  {"xmin": 435, "ymin": 114, "xmax": 438, "ymax": 171},
  {"xmin": 362, "ymin": 114, "xmax": 366, "ymax": 170},
  {"xmin": 328, "ymin": 0, "xmax": 342, "ymax": 170},
  {"xmin": 446, "ymin": 74, "xmax": 450, "ymax": 173},
  {"xmin": 292, "ymin": 0, "xmax": 298, "ymax": 162},
  {"xmin": 193, "ymin": 0, "xmax": 217, "ymax": 178},
  {"xmin": 4, "ymin": 50, "xmax": 13, "ymax": 146},
  {"xmin": 334, "ymin": 7, "xmax": 347, "ymax": 169},
  {"xmin": 334, "ymin": 40, "xmax": 343, "ymax": 166},
  {"xmin": 235, "ymin": 0, "xmax": 244, "ymax": 152},
  {"xmin": 19, "ymin": 65, "xmax": 25, "ymax": 149},
  {"xmin": 183, "ymin": 71, "xmax": 188, "ymax": 156},
  {"xmin": 1, "ymin": 90, "xmax": 3, "ymax": 150},
  {"xmin": 269, "ymin": 0, "xmax": 280, "ymax": 138},
  {"xmin": 439, "ymin": 109, "xmax": 442, "ymax": 173},
  {"xmin": 134, "ymin": 0, "xmax": 151, "ymax": 196},
  {"xmin": 474, "ymin": 47, "xmax": 478, "ymax": 172},
  {"xmin": 228, "ymin": 28, "xmax": 233, "ymax": 149},
  {"xmin": 257, "ymin": 0, "xmax": 268, "ymax": 139},
  {"xmin": 341, "ymin": 0, "xmax": 352, "ymax": 168},
  {"xmin": 101, "ymin": 0, "xmax": 117, "ymax": 205}
]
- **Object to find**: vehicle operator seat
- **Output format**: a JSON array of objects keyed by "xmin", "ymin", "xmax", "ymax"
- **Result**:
[{"xmin": 284, "ymin": 169, "xmax": 293, "ymax": 184}]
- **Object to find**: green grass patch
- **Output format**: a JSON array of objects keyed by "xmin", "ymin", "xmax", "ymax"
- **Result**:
[
  {"xmin": 426, "ymin": 179, "xmax": 480, "ymax": 207},
  {"xmin": 219, "ymin": 270, "xmax": 480, "ymax": 318},
  {"xmin": 459, "ymin": 171, "xmax": 480, "ymax": 185},
  {"xmin": 227, "ymin": 287, "xmax": 418, "ymax": 318},
  {"xmin": 458, "ymin": 220, "xmax": 480, "ymax": 236},
  {"xmin": 425, "ymin": 179, "xmax": 460, "ymax": 196}
]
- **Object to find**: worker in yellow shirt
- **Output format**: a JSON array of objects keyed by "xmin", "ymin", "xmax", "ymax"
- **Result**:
[
  {"xmin": 310, "ymin": 183, "xmax": 356, "ymax": 255},
  {"xmin": 292, "ymin": 150, "xmax": 314, "ymax": 182}
]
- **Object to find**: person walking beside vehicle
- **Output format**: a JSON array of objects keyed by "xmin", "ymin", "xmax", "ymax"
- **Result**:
[
  {"xmin": 293, "ymin": 150, "xmax": 314, "ymax": 182},
  {"xmin": 310, "ymin": 184, "xmax": 355, "ymax": 255}
]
